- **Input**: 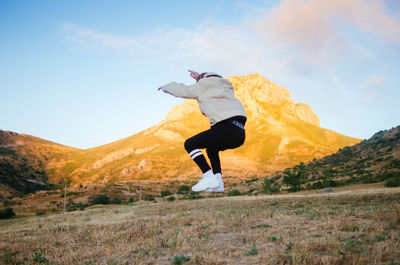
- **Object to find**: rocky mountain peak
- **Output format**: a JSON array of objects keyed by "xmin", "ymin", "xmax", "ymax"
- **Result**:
[
  {"xmin": 163, "ymin": 73, "xmax": 319, "ymax": 126},
  {"xmin": 228, "ymin": 73, "xmax": 293, "ymax": 106},
  {"xmin": 228, "ymin": 74, "xmax": 319, "ymax": 126}
]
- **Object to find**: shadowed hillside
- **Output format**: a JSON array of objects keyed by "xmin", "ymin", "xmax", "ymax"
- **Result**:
[
  {"xmin": 259, "ymin": 125, "xmax": 400, "ymax": 192},
  {"xmin": 0, "ymin": 130, "xmax": 78, "ymax": 197}
]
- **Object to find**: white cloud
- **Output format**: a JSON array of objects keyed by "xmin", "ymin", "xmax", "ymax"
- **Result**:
[
  {"xmin": 62, "ymin": 0, "xmax": 400, "ymax": 81},
  {"xmin": 254, "ymin": 0, "xmax": 400, "ymax": 65},
  {"xmin": 63, "ymin": 23, "xmax": 154, "ymax": 58},
  {"xmin": 62, "ymin": 22, "xmax": 281, "ymax": 74}
]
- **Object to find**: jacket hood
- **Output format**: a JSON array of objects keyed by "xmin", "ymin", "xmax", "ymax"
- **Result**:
[{"xmin": 204, "ymin": 72, "xmax": 222, "ymax": 78}]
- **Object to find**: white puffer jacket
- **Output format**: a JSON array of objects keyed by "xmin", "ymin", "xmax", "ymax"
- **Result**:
[{"xmin": 160, "ymin": 75, "xmax": 247, "ymax": 126}]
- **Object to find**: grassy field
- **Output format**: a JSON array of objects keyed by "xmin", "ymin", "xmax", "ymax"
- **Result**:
[{"xmin": 1, "ymin": 187, "xmax": 400, "ymax": 264}]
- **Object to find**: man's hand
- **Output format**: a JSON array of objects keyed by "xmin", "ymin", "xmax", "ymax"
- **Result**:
[{"xmin": 188, "ymin": 70, "xmax": 199, "ymax": 80}]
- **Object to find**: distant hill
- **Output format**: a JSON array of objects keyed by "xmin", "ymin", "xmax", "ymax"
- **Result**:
[
  {"xmin": 264, "ymin": 125, "xmax": 400, "ymax": 191},
  {"xmin": 1, "ymin": 73, "xmax": 362, "ymax": 196},
  {"xmin": 0, "ymin": 130, "xmax": 78, "ymax": 197}
]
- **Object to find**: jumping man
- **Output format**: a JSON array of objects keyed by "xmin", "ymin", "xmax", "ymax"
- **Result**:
[{"xmin": 158, "ymin": 70, "xmax": 247, "ymax": 192}]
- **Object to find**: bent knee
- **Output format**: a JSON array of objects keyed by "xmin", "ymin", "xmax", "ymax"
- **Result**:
[{"xmin": 184, "ymin": 138, "xmax": 195, "ymax": 152}]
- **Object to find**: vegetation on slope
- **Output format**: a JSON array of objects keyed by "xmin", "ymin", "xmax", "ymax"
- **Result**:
[{"xmin": 264, "ymin": 125, "xmax": 400, "ymax": 192}]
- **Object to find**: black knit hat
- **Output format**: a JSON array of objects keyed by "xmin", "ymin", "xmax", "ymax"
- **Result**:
[
  {"xmin": 196, "ymin": 72, "xmax": 221, "ymax": 82},
  {"xmin": 196, "ymin": 72, "xmax": 207, "ymax": 82}
]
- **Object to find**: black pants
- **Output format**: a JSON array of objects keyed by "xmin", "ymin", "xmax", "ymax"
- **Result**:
[{"xmin": 184, "ymin": 117, "xmax": 246, "ymax": 174}]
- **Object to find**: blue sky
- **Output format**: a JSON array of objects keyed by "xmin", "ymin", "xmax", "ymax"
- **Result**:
[{"xmin": 1, "ymin": 0, "xmax": 399, "ymax": 149}]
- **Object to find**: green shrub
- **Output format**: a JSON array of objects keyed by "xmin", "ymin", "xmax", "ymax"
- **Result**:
[
  {"xmin": 172, "ymin": 254, "xmax": 191, "ymax": 264},
  {"xmin": 32, "ymin": 250, "xmax": 49, "ymax": 264},
  {"xmin": 385, "ymin": 177, "xmax": 400, "ymax": 187},
  {"xmin": 66, "ymin": 202, "xmax": 89, "ymax": 212},
  {"xmin": 308, "ymin": 179, "xmax": 341, "ymax": 190},
  {"xmin": 283, "ymin": 169, "xmax": 305, "ymax": 192},
  {"xmin": 177, "ymin": 185, "xmax": 190, "ymax": 194},
  {"xmin": 1, "ymin": 251, "xmax": 19, "ymax": 263},
  {"xmin": 111, "ymin": 197, "xmax": 122, "ymax": 204},
  {"xmin": 188, "ymin": 193, "xmax": 204, "ymax": 200},
  {"xmin": 167, "ymin": 196, "xmax": 176, "ymax": 201},
  {"xmin": 228, "ymin": 189, "xmax": 241, "ymax": 196},
  {"xmin": 160, "ymin": 190, "xmax": 172, "ymax": 197},
  {"xmin": 90, "ymin": 194, "xmax": 110, "ymax": 205},
  {"xmin": 144, "ymin": 195, "xmax": 155, "ymax": 201},
  {"xmin": 359, "ymin": 174, "xmax": 378, "ymax": 184},
  {"xmin": 3, "ymin": 200, "xmax": 10, "ymax": 206},
  {"xmin": 0, "ymin": 208, "xmax": 16, "ymax": 219},
  {"xmin": 262, "ymin": 178, "xmax": 272, "ymax": 193},
  {"xmin": 245, "ymin": 246, "xmax": 258, "ymax": 256},
  {"xmin": 262, "ymin": 178, "xmax": 280, "ymax": 194}
]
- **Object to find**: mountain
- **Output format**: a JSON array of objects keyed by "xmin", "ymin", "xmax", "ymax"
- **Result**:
[
  {"xmin": 0, "ymin": 130, "xmax": 77, "ymax": 197},
  {"xmin": 264, "ymin": 125, "xmax": 400, "ymax": 190},
  {"xmin": 1, "ymin": 73, "xmax": 361, "ymax": 193}
]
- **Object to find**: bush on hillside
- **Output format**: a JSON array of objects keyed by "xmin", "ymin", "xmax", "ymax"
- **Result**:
[
  {"xmin": 306, "ymin": 179, "xmax": 342, "ymax": 190},
  {"xmin": 181, "ymin": 192, "xmax": 204, "ymax": 200},
  {"xmin": 359, "ymin": 174, "xmax": 379, "ymax": 184},
  {"xmin": 90, "ymin": 194, "xmax": 110, "ymax": 205},
  {"xmin": 385, "ymin": 177, "xmax": 400, "ymax": 187},
  {"xmin": 262, "ymin": 178, "xmax": 280, "ymax": 194},
  {"xmin": 160, "ymin": 190, "xmax": 173, "ymax": 197},
  {"xmin": 283, "ymin": 169, "xmax": 305, "ymax": 192},
  {"xmin": 167, "ymin": 196, "xmax": 176, "ymax": 201},
  {"xmin": 67, "ymin": 202, "xmax": 89, "ymax": 212},
  {"xmin": 145, "ymin": 195, "xmax": 155, "ymax": 201},
  {"xmin": 368, "ymin": 171, "xmax": 400, "ymax": 184},
  {"xmin": 228, "ymin": 189, "xmax": 241, "ymax": 196},
  {"xmin": 189, "ymin": 194, "xmax": 204, "ymax": 200},
  {"xmin": 177, "ymin": 185, "xmax": 190, "ymax": 194},
  {"xmin": 0, "ymin": 208, "xmax": 16, "ymax": 219},
  {"xmin": 111, "ymin": 197, "xmax": 122, "ymax": 204}
]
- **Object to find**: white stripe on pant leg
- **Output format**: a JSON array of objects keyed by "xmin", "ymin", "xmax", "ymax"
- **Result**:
[
  {"xmin": 189, "ymin": 149, "xmax": 201, "ymax": 157},
  {"xmin": 191, "ymin": 151, "xmax": 203, "ymax": 160},
  {"xmin": 190, "ymin": 150, "xmax": 202, "ymax": 159}
]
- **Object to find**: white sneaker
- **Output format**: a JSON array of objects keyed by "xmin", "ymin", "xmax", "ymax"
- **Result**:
[
  {"xmin": 192, "ymin": 170, "xmax": 220, "ymax": 192},
  {"xmin": 206, "ymin": 173, "xmax": 224, "ymax": 193}
]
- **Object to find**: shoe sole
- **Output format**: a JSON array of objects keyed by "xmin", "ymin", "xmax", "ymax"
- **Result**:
[
  {"xmin": 192, "ymin": 180, "xmax": 220, "ymax": 192},
  {"xmin": 206, "ymin": 189, "xmax": 225, "ymax": 193}
]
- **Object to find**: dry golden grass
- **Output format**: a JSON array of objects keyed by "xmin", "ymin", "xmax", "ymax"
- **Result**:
[{"xmin": 1, "ymin": 188, "xmax": 400, "ymax": 264}]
